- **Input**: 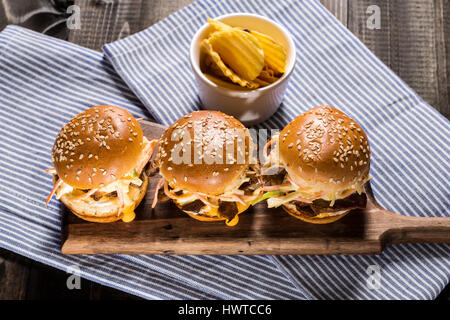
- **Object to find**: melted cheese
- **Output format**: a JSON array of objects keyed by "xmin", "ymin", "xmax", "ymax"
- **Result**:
[
  {"xmin": 226, "ymin": 215, "xmax": 239, "ymax": 226},
  {"xmin": 121, "ymin": 205, "xmax": 136, "ymax": 222},
  {"xmin": 52, "ymin": 138, "xmax": 152, "ymax": 222}
]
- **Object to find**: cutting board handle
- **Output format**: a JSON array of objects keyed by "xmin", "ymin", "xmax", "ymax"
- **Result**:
[
  {"xmin": 378, "ymin": 209, "xmax": 450, "ymax": 247},
  {"xmin": 364, "ymin": 183, "xmax": 450, "ymax": 248}
]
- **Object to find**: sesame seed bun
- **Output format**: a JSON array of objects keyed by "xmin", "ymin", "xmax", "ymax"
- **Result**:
[
  {"xmin": 282, "ymin": 203, "xmax": 349, "ymax": 224},
  {"xmin": 51, "ymin": 105, "xmax": 143, "ymax": 189},
  {"xmin": 60, "ymin": 173, "xmax": 148, "ymax": 223},
  {"xmin": 278, "ymin": 105, "xmax": 371, "ymax": 196},
  {"xmin": 157, "ymin": 111, "xmax": 254, "ymax": 195}
]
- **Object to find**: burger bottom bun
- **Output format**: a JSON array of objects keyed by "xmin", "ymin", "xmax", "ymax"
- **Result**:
[
  {"xmin": 175, "ymin": 201, "xmax": 251, "ymax": 224},
  {"xmin": 282, "ymin": 204, "xmax": 350, "ymax": 224},
  {"xmin": 60, "ymin": 174, "xmax": 148, "ymax": 223}
]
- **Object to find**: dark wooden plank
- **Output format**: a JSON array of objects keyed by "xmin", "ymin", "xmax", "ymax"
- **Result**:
[
  {"xmin": 69, "ymin": 0, "xmax": 194, "ymax": 51},
  {"xmin": 25, "ymin": 261, "xmax": 92, "ymax": 299},
  {"xmin": 0, "ymin": 249, "xmax": 30, "ymax": 299},
  {"xmin": 444, "ymin": 0, "xmax": 450, "ymax": 112},
  {"xmin": 61, "ymin": 121, "xmax": 450, "ymax": 256},
  {"xmin": 0, "ymin": 248, "xmax": 141, "ymax": 300},
  {"xmin": 348, "ymin": 0, "xmax": 450, "ymax": 119},
  {"xmin": 433, "ymin": 0, "xmax": 450, "ymax": 118},
  {"xmin": 319, "ymin": 0, "xmax": 348, "ymax": 26}
]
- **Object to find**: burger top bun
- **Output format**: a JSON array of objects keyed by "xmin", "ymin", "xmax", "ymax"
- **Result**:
[
  {"xmin": 157, "ymin": 111, "xmax": 253, "ymax": 196},
  {"xmin": 52, "ymin": 105, "xmax": 143, "ymax": 189},
  {"xmin": 278, "ymin": 105, "xmax": 370, "ymax": 194}
]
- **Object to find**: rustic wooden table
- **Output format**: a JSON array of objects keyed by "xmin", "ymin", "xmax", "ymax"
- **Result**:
[{"xmin": 0, "ymin": 0, "xmax": 448, "ymax": 300}]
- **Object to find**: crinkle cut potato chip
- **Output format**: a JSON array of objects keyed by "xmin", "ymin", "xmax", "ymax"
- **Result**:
[
  {"xmin": 200, "ymin": 18, "xmax": 287, "ymax": 89},
  {"xmin": 244, "ymin": 29, "xmax": 287, "ymax": 74},
  {"xmin": 203, "ymin": 73, "xmax": 252, "ymax": 91},
  {"xmin": 208, "ymin": 29, "xmax": 264, "ymax": 81},
  {"xmin": 207, "ymin": 17, "xmax": 233, "ymax": 32},
  {"xmin": 201, "ymin": 39, "xmax": 260, "ymax": 89}
]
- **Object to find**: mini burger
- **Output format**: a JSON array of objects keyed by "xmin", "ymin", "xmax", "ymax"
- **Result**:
[
  {"xmin": 45, "ymin": 105, "xmax": 157, "ymax": 223},
  {"xmin": 153, "ymin": 111, "xmax": 262, "ymax": 226},
  {"xmin": 259, "ymin": 105, "xmax": 371, "ymax": 224}
]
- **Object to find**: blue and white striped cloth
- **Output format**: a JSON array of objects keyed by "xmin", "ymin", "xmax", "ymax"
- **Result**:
[
  {"xmin": 0, "ymin": 0, "xmax": 448, "ymax": 300},
  {"xmin": 104, "ymin": 0, "xmax": 450, "ymax": 299},
  {"xmin": 0, "ymin": 25, "xmax": 305, "ymax": 300}
]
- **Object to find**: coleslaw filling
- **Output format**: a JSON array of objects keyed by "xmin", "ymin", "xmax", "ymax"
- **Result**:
[
  {"xmin": 259, "ymin": 136, "xmax": 370, "ymax": 212},
  {"xmin": 158, "ymin": 166, "xmax": 263, "ymax": 224},
  {"xmin": 45, "ymin": 137, "xmax": 157, "ymax": 221}
]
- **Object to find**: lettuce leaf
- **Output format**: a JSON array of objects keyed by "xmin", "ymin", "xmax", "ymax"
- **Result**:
[{"xmin": 252, "ymin": 190, "xmax": 283, "ymax": 205}]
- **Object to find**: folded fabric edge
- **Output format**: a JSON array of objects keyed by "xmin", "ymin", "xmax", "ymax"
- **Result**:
[{"xmin": 102, "ymin": 47, "xmax": 170, "ymax": 126}]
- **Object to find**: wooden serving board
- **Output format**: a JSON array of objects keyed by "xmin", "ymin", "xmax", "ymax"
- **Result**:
[{"xmin": 61, "ymin": 121, "xmax": 450, "ymax": 255}]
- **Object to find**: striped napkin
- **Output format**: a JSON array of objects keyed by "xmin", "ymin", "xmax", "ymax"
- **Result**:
[
  {"xmin": 103, "ymin": 0, "xmax": 450, "ymax": 299},
  {"xmin": 0, "ymin": 24, "xmax": 305, "ymax": 300},
  {"xmin": 0, "ymin": 0, "xmax": 448, "ymax": 301}
]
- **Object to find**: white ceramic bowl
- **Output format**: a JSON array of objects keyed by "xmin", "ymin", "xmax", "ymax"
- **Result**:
[{"xmin": 189, "ymin": 13, "xmax": 296, "ymax": 126}]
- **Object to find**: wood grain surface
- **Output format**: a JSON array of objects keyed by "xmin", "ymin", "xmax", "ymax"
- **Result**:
[
  {"xmin": 1, "ymin": 0, "xmax": 448, "ymax": 300},
  {"xmin": 60, "ymin": 121, "xmax": 450, "ymax": 255}
]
